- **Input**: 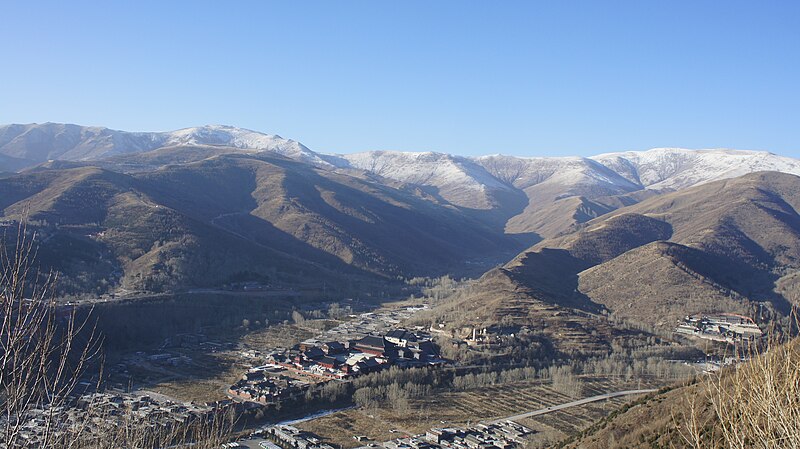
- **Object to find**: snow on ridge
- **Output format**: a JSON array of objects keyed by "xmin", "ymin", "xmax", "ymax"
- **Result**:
[
  {"xmin": 324, "ymin": 147, "xmax": 800, "ymax": 200},
  {"xmin": 0, "ymin": 123, "xmax": 334, "ymax": 166},
  {"xmin": 156, "ymin": 125, "xmax": 333, "ymax": 166},
  {"xmin": 474, "ymin": 153, "xmax": 639, "ymax": 191},
  {"xmin": 3, "ymin": 124, "xmax": 799, "ymax": 196},
  {"xmin": 591, "ymin": 147, "xmax": 773, "ymax": 159},
  {"xmin": 590, "ymin": 147, "xmax": 800, "ymax": 190},
  {"xmin": 331, "ymin": 150, "xmax": 512, "ymax": 192}
]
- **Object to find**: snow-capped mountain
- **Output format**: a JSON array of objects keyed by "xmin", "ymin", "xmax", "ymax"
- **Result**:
[
  {"xmin": 328, "ymin": 149, "xmax": 800, "ymax": 204},
  {"xmin": 325, "ymin": 151, "xmax": 513, "ymax": 209},
  {"xmin": 161, "ymin": 125, "xmax": 328, "ymax": 166},
  {"xmin": 0, "ymin": 123, "xmax": 329, "ymax": 167},
  {"xmin": 590, "ymin": 148, "xmax": 800, "ymax": 190},
  {"xmin": 475, "ymin": 155, "xmax": 640, "ymax": 199},
  {"xmin": 322, "ymin": 148, "xmax": 800, "ymax": 237},
  {"xmin": 3, "ymin": 122, "xmax": 800, "ymax": 237}
]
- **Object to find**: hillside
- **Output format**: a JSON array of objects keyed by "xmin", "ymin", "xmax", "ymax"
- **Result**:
[
  {"xmin": 431, "ymin": 172, "xmax": 800, "ymax": 338},
  {"xmin": 563, "ymin": 338, "xmax": 800, "ymax": 448},
  {"xmin": 5, "ymin": 124, "xmax": 800, "ymax": 242},
  {"xmin": 591, "ymin": 147, "xmax": 800, "ymax": 190},
  {"xmin": 0, "ymin": 166, "xmax": 348, "ymax": 294},
  {"xmin": 326, "ymin": 148, "xmax": 800, "ymax": 239},
  {"xmin": 135, "ymin": 152, "xmax": 518, "ymax": 276},
  {"xmin": 0, "ymin": 152, "xmax": 520, "ymax": 295}
]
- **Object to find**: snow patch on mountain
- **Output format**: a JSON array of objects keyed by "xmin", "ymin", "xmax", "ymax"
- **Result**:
[
  {"xmin": 475, "ymin": 155, "xmax": 639, "ymax": 192},
  {"xmin": 3, "ymin": 124, "xmax": 800, "ymax": 205},
  {"xmin": 591, "ymin": 148, "xmax": 800, "ymax": 190},
  {"xmin": 0, "ymin": 123, "xmax": 332, "ymax": 167},
  {"xmin": 332, "ymin": 151, "xmax": 511, "ymax": 192},
  {"xmin": 324, "ymin": 151, "xmax": 514, "ymax": 209},
  {"xmin": 164, "ymin": 125, "xmax": 330, "ymax": 166}
]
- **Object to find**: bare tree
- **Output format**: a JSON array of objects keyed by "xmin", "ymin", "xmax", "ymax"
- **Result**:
[
  {"xmin": 1, "ymin": 221, "xmax": 234, "ymax": 448},
  {"xmin": 0, "ymin": 222, "xmax": 101, "ymax": 447}
]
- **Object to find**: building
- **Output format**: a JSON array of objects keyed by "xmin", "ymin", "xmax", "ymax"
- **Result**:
[
  {"xmin": 385, "ymin": 329, "xmax": 418, "ymax": 347},
  {"xmin": 322, "ymin": 341, "xmax": 346, "ymax": 355},
  {"xmin": 353, "ymin": 335, "xmax": 395, "ymax": 357}
]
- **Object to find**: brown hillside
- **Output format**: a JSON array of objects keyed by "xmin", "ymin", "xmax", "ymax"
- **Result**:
[
  {"xmin": 451, "ymin": 171, "xmax": 800, "ymax": 334},
  {"xmin": 564, "ymin": 338, "xmax": 800, "ymax": 448},
  {"xmin": 0, "ymin": 152, "xmax": 522, "ymax": 295}
]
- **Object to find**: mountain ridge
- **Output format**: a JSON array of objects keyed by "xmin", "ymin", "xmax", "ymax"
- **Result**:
[{"xmin": 4, "ymin": 122, "xmax": 800, "ymax": 240}]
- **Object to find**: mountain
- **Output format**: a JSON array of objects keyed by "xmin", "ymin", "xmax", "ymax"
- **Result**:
[
  {"xmin": 134, "ymin": 152, "xmax": 518, "ymax": 277},
  {"xmin": 475, "ymin": 155, "xmax": 641, "ymax": 236},
  {"xmin": 327, "ymin": 148, "xmax": 800, "ymax": 239},
  {"xmin": 590, "ymin": 147, "xmax": 800, "ymax": 190},
  {"xmin": 325, "ymin": 151, "xmax": 516, "ymax": 210},
  {"xmin": 5, "ymin": 124, "xmax": 800, "ymax": 242},
  {"xmin": 431, "ymin": 172, "xmax": 800, "ymax": 341},
  {"xmin": 0, "ymin": 123, "xmax": 330, "ymax": 168},
  {"xmin": 0, "ymin": 151, "xmax": 520, "ymax": 296}
]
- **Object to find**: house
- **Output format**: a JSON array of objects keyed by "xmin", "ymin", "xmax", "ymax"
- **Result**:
[
  {"xmin": 244, "ymin": 370, "xmax": 266, "ymax": 382},
  {"xmin": 355, "ymin": 357, "xmax": 383, "ymax": 374},
  {"xmin": 317, "ymin": 356, "xmax": 340, "ymax": 370},
  {"xmin": 414, "ymin": 340, "xmax": 437, "ymax": 356},
  {"xmin": 298, "ymin": 340, "xmax": 320, "ymax": 351},
  {"xmin": 302, "ymin": 347, "xmax": 325, "ymax": 360},
  {"xmin": 353, "ymin": 335, "xmax": 395, "ymax": 356},
  {"xmin": 385, "ymin": 329, "xmax": 418, "ymax": 347},
  {"xmin": 322, "ymin": 341, "xmax": 346, "ymax": 355}
]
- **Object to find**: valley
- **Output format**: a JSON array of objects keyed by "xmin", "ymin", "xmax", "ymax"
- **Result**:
[{"xmin": 2, "ymin": 123, "xmax": 799, "ymax": 448}]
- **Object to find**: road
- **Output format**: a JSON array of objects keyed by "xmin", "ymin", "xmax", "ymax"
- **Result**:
[{"xmin": 490, "ymin": 388, "xmax": 658, "ymax": 424}]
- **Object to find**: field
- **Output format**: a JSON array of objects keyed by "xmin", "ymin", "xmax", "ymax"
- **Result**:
[
  {"xmin": 119, "ymin": 348, "xmax": 249, "ymax": 403},
  {"xmin": 240, "ymin": 323, "xmax": 316, "ymax": 349},
  {"xmin": 298, "ymin": 375, "xmax": 665, "ymax": 448}
]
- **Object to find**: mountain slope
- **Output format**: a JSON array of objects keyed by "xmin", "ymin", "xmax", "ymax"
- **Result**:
[
  {"xmin": 136, "ymin": 152, "xmax": 518, "ymax": 276},
  {"xmin": 5, "ymin": 123, "xmax": 800, "ymax": 242},
  {"xmin": 564, "ymin": 338, "xmax": 800, "ymax": 448},
  {"xmin": 441, "ymin": 171, "xmax": 800, "ymax": 335},
  {"xmin": 0, "ymin": 166, "xmax": 347, "ymax": 294},
  {"xmin": 326, "ymin": 149, "xmax": 800, "ymax": 239},
  {"xmin": 0, "ymin": 123, "xmax": 330, "ymax": 168},
  {"xmin": 0, "ymin": 152, "xmax": 521, "ymax": 295},
  {"xmin": 326, "ymin": 151, "xmax": 516, "ymax": 210},
  {"xmin": 578, "ymin": 242, "xmax": 751, "ymax": 327},
  {"xmin": 591, "ymin": 147, "xmax": 800, "ymax": 190}
]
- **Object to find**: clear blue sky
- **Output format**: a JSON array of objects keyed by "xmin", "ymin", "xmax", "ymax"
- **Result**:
[{"xmin": 1, "ymin": 1, "xmax": 798, "ymax": 157}]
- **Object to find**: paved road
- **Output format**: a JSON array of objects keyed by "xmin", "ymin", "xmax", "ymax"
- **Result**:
[{"xmin": 490, "ymin": 389, "xmax": 658, "ymax": 424}]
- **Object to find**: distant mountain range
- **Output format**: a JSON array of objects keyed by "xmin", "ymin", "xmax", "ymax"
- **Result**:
[
  {"xmin": 1, "ymin": 122, "xmax": 800, "ymax": 326},
  {"xmin": 4, "ymin": 123, "xmax": 798, "ymax": 240},
  {"xmin": 0, "ymin": 123, "xmax": 326, "ymax": 167}
]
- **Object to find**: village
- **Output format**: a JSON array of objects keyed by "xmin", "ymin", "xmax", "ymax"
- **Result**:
[
  {"xmin": 373, "ymin": 421, "xmax": 533, "ymax": 449},
  {"xmin": 228, "ymin": 326, "xmax": 445, "ymax": 404},
  {"xmin": 12, "ymin": 390, "xmax": 224, "ymax": 447},
  {"xmin": 232, "ymin": 420, "xmax": 533, "ymax": 449}
]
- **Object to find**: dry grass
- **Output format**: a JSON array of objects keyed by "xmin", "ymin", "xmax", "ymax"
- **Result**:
[
  {"xmin": 678, "ymin": 338, "xmax": 800, "ymax": 448},
  {"xmin": 565, "ymin": 323, "xmax": 800, "ymax": 448},
  {"xmin": 298, "ymin": 408, "xmax": 412, "ymax": 449},
  {"xmin": 240, "ymin": 323, "xmax": 315, "ymax": 349}
]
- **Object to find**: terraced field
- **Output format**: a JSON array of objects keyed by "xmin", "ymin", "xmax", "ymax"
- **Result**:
[
  {"xmin": 298, "ymin": 375, "xmax": 665, "ymax": 448},
  {"xmin": 410, "ymin": 376, "xmax": 659, "ymax": 422}
]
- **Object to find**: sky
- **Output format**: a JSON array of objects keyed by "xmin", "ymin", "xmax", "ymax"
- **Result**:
[{"xmin": 1, "ymin": 1, "xmax": 799, "ymax": 157}]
